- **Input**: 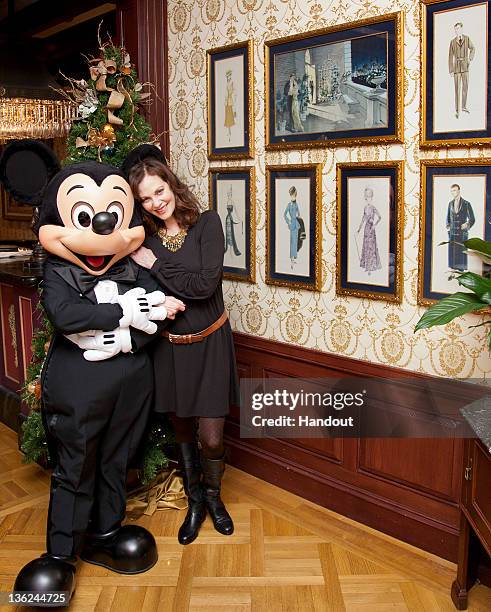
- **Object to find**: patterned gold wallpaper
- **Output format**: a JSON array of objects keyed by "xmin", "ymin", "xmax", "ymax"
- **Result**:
[{"xmin": 167, "ymin": 0, "xmax": 491, "ymax": 379}]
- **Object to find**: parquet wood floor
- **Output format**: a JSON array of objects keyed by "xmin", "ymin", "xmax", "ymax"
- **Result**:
[{"xmin": 0, "ymin": 422, "xmax": 490, "ymax": 611}]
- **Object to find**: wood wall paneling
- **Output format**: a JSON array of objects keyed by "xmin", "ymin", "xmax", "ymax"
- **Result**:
[
  {"xmin": 225, "ymin": 332, "xmax": 478, "ymax": 561},
  {"xmin": 0, "ymin": 219, "xmax": 34, "ymax": 242},
  {"xmin": 116, "ymin": 0, "xmax": 170, "ymax": 159}
]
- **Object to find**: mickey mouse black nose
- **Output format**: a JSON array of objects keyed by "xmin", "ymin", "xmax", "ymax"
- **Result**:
[{"xmin": 92, "ymin": 211, "xmax": 117, "ymax": 235}]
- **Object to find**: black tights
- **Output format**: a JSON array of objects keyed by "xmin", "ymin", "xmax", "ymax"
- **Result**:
[{"xmin": 170, "ymin": 414, "xmax": 225, "ymax": 459}]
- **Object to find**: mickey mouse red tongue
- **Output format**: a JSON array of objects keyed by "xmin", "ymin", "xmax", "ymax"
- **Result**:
[{"xmin": 86, "ymin": 256, "xmax": 105, "ymax": 268}]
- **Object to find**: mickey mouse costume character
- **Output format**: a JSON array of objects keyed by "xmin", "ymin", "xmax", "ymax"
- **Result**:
[{"xmin": 0, "ymin": 140, "xmax": 184, "ymax": 604}]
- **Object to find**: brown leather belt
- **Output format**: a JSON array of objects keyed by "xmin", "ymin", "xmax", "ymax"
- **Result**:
[{"xmin": 161, "ymin": 310, "xmax": 228, "ymax": 344}]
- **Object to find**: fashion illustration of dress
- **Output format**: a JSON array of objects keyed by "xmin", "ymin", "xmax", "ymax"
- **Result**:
[
  {"xmin": 224, "ymin": 79, "xmax": 236, "ymax": 129},
  {"xmin": 291, "ymin": 80, "xmax": 304, "ymax": 132},
  {"xmin": 225, "ymin": 204, "xmax": 241, "ymax": 256},
  {"xmin": 284, "ymin": 200, "xmax": 300, "ymax": 259},
  {"xmin": 358, "ymin": 204, "xmax": 382, "ymax": 273}
]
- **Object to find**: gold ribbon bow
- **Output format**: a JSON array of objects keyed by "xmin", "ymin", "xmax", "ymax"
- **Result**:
[
  {"xmin": 75, "ymin": 125, "xmax": 117, "ymax": 160},
  {"xmin": 126, "ymin": 468, "xmax": 188, "ymax": 519},
  {"xmin": 89, "ymin": 58, "xmax": 133, "ymax": 126}
]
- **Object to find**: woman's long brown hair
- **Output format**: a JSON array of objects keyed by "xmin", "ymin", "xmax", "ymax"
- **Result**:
[{"xmin": 128, "ymin": 158, "xmax": 202, "ymax": 234}]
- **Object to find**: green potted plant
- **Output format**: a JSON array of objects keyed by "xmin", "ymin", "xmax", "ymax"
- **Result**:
[{"xmin": 415, "ymin": 237, "xmax": 491, "ymax": 347}]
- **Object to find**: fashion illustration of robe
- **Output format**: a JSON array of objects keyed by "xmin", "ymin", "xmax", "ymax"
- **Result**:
[{"xmin": 446, "ymin": 197, "xmax": 475, "ymax": 271}]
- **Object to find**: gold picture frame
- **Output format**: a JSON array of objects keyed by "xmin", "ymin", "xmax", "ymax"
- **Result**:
[
  {"xmin": 0, "ymin": 185, "xmax": 32, "ymax": 221},
  {"xmin": 264, "ymin": 11, "xmax": 404, "ymax": 150},
  {"xmin": 209, "ymin": 166, "xmax": 256, "ymax": 283},
  {"xmin": 421, "ymin": 0, "xmax": 491, "ymax": 148},
  {"xmin": 418, "ymin": 158, "xmax": 491, "ymax": 305},
  {"xmin": 266, "ymin": 164, "xmax": 322, "ymax": 291},
  {"xmin": 336, "ymin": 161, "xmax": 404, "ymax": 303},
  {"xmin": 207, "ymin": 40, "xmax": 254, "ymax": 160}
]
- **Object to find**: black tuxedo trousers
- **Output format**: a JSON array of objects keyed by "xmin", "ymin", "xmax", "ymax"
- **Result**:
[{"xmin": 42, "ymin": 341, "xmax": 153, "ymax": 556}]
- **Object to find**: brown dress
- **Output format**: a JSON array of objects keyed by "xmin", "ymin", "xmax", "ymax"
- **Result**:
[{"xmin": 146, "ymin": 210, "xmax": 240, "ymax": 417}]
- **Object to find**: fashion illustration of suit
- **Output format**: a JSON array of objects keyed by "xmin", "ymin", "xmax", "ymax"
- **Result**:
[{"xmin": 448, "ymin": 34, "xmax": 475, "ymax": 114}]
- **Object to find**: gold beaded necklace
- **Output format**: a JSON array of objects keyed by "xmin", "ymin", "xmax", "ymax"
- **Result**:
[{"xmin": 157, "ymin": 226, "xmax": 187, "ymax": 252}]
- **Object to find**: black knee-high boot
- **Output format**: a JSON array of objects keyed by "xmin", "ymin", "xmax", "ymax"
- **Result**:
[
  {"xmin": 200, "ymin": 453, "xmax": 234, "ymax": 536},
  {"xmin": 177, "ymin": 442, "xmax": 206, "ymax": 545}
]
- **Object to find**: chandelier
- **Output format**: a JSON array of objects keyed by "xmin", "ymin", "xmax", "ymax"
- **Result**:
[{"xmin": 0, "ymin": 92, "xmax": 77, "ymax": 142}]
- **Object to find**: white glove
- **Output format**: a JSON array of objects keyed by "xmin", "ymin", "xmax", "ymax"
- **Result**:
[
  {"xmin": 117, "ymin": 287, "xmax": 167, "ymax": 335},
  {"xmin": 65, "ymin": 327, "xmax": 132, "ymax": 361}
]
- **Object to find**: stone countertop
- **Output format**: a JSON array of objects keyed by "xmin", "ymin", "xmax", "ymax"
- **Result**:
[
  {"xmin": 0, "ymin": 257, "xmax": 42, "ymax": 287},
  {"xmin": 461, "ymin": 396, "xmax": 491, "ymax": 454}
]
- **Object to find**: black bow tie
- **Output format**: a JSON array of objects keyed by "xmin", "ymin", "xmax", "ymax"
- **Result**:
[
  {"xmin": 77, "ymin": 260, "xmax": 137, "ymax": 291},
  {"xmin": 53, "ymin": 258, "xmax": 138, "ymax": 295}
]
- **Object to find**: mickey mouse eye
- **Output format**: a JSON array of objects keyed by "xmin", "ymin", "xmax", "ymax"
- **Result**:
[
  {"xmin": 71, "ymin": 202, "xmax": 94, "ymax": 230},
  {"xmin": 107, "ymin": 201, "xmax": 124, "ymax": 230}
]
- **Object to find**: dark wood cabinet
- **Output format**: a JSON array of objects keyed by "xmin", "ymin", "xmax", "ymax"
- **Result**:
[
  {"xmin": 452, "ymin": 438, "xmax": 491, "ymax": 609},
  {"xmin": 0, "ymin": 278, "xmax": 40, "ymax": 394},
  {"xmin": 0, "ymin": 261, "xmax": 42, "ymax": 431}
]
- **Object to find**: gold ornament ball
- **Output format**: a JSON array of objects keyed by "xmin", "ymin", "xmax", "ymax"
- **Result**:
[
  {"xmin": 102, "ymin": 123, "xmax": 115, "ymax": 137},
  {"xmin": 27, "ymin": 381, "xmax": 36, "ymax": 395}
]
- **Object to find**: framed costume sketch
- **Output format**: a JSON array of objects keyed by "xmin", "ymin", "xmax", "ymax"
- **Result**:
[
  {"xmin": 419, "ymin": 159, "xmax": 491, "ymax": 305},
  {"xmin": 209, "ymin": 167, "xmax": 255, "ymax": 283},
  {"xmin": 266, "ymin": 164, "xmax": 322, "ymax": 291},
  {"xmin": 421, "ymin": 0, "xmax": 491, "ymax": 147},
  {"xmin": 207, "ymin": 40, "xmax": 254, "ymax": 160},
  {"xmin": 264, "ymin": 12, "xmax": 404, "ymax": 150},
  {"xmin": 336, "ymin": 161, "xmax": 404, "ymax": 303}
]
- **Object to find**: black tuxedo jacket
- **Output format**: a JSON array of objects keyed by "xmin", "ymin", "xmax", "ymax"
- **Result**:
[{"xmin": 41, "ymin": 255, "xmax": 168, "ymax": 353}]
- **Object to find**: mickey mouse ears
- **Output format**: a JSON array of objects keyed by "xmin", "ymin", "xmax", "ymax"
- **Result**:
[
  {"xmin": 0, "ymin": 139, "xmax": 60, "ymax": 206},
  {"xmin": 121, "ymin": 143, "xmax": 168, "ymax": 178},
  {"xmin": 0, "ymin": 140, "xmax": 168, "ymax": 205}
]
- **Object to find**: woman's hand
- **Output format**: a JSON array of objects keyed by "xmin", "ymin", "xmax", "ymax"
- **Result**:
[
  {"xmin": 131, "ymin": 246, "xmax": 157, "ymax": 269},
  {"xmin": 163, "ymin": 296, "xmax": 186, "ymax": 320}
]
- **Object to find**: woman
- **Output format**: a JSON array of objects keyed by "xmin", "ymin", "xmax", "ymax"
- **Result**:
[
  {"xmin": 128, "ymin": 155, "xmax": 240, "ymax": 546},
  {"xmin": 357, "ymin": 187, "xmax": 382, "ymax": 275},
  {"xmin": 284, "ymin": 186, "xmax": 301, "ymax": 270},
  {"xmin": 290, "ymin": 78, "xmax": 304, "ymax": 132}
]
